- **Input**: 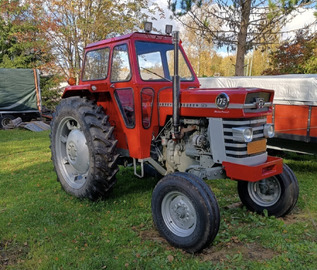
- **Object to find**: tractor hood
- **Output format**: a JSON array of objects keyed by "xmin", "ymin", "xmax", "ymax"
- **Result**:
[{"xmin": 158, "ymin": 87, "xmax": 274, "ymax": 126}]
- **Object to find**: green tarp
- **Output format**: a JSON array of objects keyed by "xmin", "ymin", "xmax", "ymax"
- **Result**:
[{"xmin": 0, "ymin": 68, "xmax": 40, "ymax": 112}]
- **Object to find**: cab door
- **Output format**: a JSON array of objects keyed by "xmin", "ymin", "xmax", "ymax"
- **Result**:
[
  {"xmin": 111, "ymin": 43, "xmax": 135, "ymax": 129},
  {"xmin": 110, "ymin": 42, "xmax": 151, "ymax": 158}
]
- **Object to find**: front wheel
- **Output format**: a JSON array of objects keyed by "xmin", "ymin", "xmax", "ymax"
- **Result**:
[
  {"xmin": 151, "ymin": 172, "xmax": 220, "ymax": 253},
  {"xmin": 237, "ymin": 164, "xmax": 299, "ymax": 217}
]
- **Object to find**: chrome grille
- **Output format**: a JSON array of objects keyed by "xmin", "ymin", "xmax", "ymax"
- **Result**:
[{"xmin": 223, "ymin": 117, "xmax": 267, "ymax": 158}]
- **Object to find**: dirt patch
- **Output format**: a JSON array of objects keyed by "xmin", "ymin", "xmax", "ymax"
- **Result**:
[
  {"xmin": 134, "ymin": 226, "xmax": 172, "ymax": 248},
  {"xmin": 137, "ymin": 227, "xmax": 278, "ymax": 263},
  {"xmin": 0, "ymin": 240, "xmax": 29, "ymax": 269},
  {"xmin": 224, "ymin": 202, "xmax": 243, "ymax": 210},
  {"xmin": 200, "ymin": 242, "xmax": 277, "ymax": 263},
  {"xmin": 282, "ymin": 209, "xmax": 317, "ymax": 226},
  {"xmin": 282, "ymin": 213, "xmax": 301, "ymax": 225},
  {"xmin": 139, "ymin": 229, "xmax": 167, "ymax": 244}
]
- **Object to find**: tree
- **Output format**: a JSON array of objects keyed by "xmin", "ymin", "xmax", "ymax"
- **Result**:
[
  {"xmin": 209, "ymin": 53, "xmax": 223, "ymax": 76},
  {"xmin": 0, "ymin": 0, "xmax": 62, "ymax": 110},
  {"xmin": 181, "ymin": 12, "xmax": 216, "ymax": 77},
  {"xmin": 220, "ymin": 55, "xmax": 236, "ymax": 76},
  {"xmin": 244, "ymin": 49, "xmax": 269, "ymax": 76},
  {"xmin": 0, "ymin": 0, "xmax": 54, "ymax": 70},
  {"xmin": 244, "ymin": 34, "xmax": 280, "ymax": 75},
  {"xmin": 263, "ymin": 29, "xmax": 317, "ymax": 74},
  {"xmin": 38, "ymin": 0, "xmax": 160, "ymax": 79},
  {"xmin": 169, "ymin": 0, "xmax": 315, "ymax": 76},
  {"xmin": 1, "ymin": 0, "xmax": 160, "ymax": 110}
]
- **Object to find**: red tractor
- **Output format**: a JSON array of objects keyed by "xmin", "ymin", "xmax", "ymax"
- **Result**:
[{"xmin": 50, "ymin": 24, "xmax": 299, "ymax": 253}]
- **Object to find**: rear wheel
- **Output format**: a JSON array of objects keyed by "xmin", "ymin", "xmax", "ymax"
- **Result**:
[
  {"xmin": 50, "ymin": 97, "xmax": 119, "ymax": 200},
  {"xmin": 237, "ymin": 164, "xmax": 299, "ymax": 217},
  {"xmin": 152, "ymin": 172, "xmax": 220, "ymax": 253},
  {"xmin": 0, "ymin": 114, "xmax": 15, "ymax": 129}
]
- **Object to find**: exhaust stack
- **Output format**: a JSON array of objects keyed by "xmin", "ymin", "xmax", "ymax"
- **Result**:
[{"xmin": 172, "ymin": 31, "xmax": 180, "ymax": 138}]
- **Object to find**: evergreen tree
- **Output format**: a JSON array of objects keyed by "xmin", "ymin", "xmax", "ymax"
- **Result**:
[
  {"xmin": 169, "ymin": 0, "xmax": 315, "ymax": 76},
  {"xmin": 0, "ymin": 0, "xmax": 53, "ymax": 69}
]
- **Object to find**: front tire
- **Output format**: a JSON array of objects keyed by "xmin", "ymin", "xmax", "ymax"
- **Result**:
[
  {"xmin": 151, "ymin": 172, "xmax": 220, "ymax": 253},
  {"xmin": 237, "ymin": 164, "xmax": 299, "ymax": 217},
  {"xmin": 50, "ymin": 97, "xmax": 119, "ymax": 200}
]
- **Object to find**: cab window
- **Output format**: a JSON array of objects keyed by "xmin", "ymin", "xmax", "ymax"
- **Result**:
[
  {"xmin": 114, "ymin": 88, "xmax": 135, "ymax": 128},
  {"xmin": 82, "ymin": 48, "xmax": 110, "ymax": 81},
  {"xmin": 111, "ymin": 44, "xmax": 131, "ymax": 82}
]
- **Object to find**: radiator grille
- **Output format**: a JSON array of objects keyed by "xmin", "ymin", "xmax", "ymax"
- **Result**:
[{"xmin": 223, "ymin": 117, "xmax": 267, "ymax": 158}]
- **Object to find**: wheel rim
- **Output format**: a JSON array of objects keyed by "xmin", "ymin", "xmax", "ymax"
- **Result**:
[
  {"xmin": 248, "ymin": 177, "xmax": 281, "ymax": 207},
  {"xmin": 161, "ymin": 191, "xmax": 197, "ymax": 237},
  {"xmin": 2, "ymin": 117, "xmax": 12, "ymax": 128},
  {"xmin": 55, "ymin": 117, "xmax": 89, "ymax": 189}
]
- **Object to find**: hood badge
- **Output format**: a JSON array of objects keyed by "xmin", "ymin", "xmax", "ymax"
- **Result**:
[
  {"xmin": 216, "ymin": 93, "xmax": 229, "ymax": 109},
  {"xmin": 255, "ymin": 98, "xmax": 265, "ymax": 109}
]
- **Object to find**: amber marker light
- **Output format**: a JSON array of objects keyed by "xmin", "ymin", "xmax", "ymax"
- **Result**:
[{"xmin": 67, "ymin": 77, "xmax": 76, "ymax": 85}]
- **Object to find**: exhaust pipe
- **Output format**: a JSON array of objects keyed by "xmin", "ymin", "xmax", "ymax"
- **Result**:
[{"xmin": 172, "ymin": 31, "xmax": 180, "ymax": 138}]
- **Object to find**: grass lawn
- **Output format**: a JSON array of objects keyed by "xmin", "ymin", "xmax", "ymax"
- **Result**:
[{"xmin": 0, "ymin": 129, "xmax": 316, "ymax": 269}]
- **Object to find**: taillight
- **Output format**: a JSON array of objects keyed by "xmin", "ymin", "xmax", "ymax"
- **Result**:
[{"xmin": 141, "ymin": 88, "xmax": 154, "ymax": 129}]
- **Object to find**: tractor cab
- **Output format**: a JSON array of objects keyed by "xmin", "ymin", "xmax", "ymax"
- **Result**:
[{"xmin": 64, "ymin": 31, "xmax": 199, "ymax": 160}]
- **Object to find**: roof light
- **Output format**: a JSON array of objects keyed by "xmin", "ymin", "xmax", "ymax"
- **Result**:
[
  {"xmin": 165, "ymin": 25, "xmax": 173, "ymax": 35},
  {"xmin": 144, "ymin": 22, "xmax": 152, "ymax": 33}
]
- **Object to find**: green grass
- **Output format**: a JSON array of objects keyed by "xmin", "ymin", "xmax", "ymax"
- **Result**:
[{"xmin": 0, "ymin": 129, "xmax": 316, "ymax": 269}]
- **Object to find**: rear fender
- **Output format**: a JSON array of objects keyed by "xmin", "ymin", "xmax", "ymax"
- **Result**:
[
  {"xmin": 62, "ymin": 89, "xmax": 93, "ymax": 99},
  {"xmin": 62, "ymin": 83, "xmax": 93, "ymax": 99}
]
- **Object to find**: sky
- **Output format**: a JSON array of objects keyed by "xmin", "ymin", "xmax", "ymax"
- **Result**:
[
  {"xmin": 281, "ymin": 8, "xmax": 316, "ymax": 37},
  {"xmin": 150, "ymin": 0, "xmax": 181, "ymax": 31},
  {"xmin": 150, "ymin": 0, "xmax": 317, "ymax": 56}
]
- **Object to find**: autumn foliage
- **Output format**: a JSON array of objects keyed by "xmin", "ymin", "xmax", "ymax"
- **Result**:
[
  {"xmin": 263, "ymin": 30, "xmax": 317, "ymax": 75},
  {"xmin": 0, "ymin": 0, "xmax": 316, "ymax": 79},
  {"xmin": 0, "ymin": 0, "xmax": 159, "ymax": 78},
  {"xmin": 0, "ymin": 0, "xmax": 55, "ymax": 72}
]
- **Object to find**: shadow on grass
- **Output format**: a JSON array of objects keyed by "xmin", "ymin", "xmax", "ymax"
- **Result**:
[
  {"xmin": 110, "ymin": 166, "xmax": 159, "ymax": 200},
  {"xmin": 286, "ymin": 159, "xmax": 317, "ymax": 174},
  {"xmin": 277, "ymin": 152, "xmax": 317, "ymax": 173}
]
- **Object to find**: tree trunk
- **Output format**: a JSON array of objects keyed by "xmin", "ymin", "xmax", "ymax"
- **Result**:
[{"xmin": 235, "ymin": 0, "xmax": 252, "ymax": 76}]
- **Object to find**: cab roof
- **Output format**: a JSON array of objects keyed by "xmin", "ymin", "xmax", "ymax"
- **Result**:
[{"xmin": 85, "ymin": 32, "xmax": 173, "ymax": 50}]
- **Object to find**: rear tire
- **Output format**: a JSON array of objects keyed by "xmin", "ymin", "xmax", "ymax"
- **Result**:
[
  {"xmin": 237, "ymin": 164, "xmax": 299, "ymax": 217},
  {"xmin": 0, "ymin": 114, "xmax": 15, "ymax": 129},
  {"xmin": 152, "ymin": 172, "xmax": 220, "ymax": 253},
  {"xmin": 50, "ymin": 97, "xmax": 119, "ymax": 200}
]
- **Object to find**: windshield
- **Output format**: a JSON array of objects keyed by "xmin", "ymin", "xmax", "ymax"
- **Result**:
[{"xmin": 135, "ymin": 41, "xmax": 194, "ymax": 82}]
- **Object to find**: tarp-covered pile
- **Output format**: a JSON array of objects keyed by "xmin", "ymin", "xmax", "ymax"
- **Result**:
[{"xmin": 0, "ymin": 68, "xmax": 41, "ymax": 113}]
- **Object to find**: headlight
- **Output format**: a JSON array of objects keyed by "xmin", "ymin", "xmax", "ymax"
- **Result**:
[
  {"xmin": 232, "ymin": 127, "xmax": 253, "ymax": 142},
  {"xmin": 264, "ymin": 124, "xmax": 275, "ymax": 138}
]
